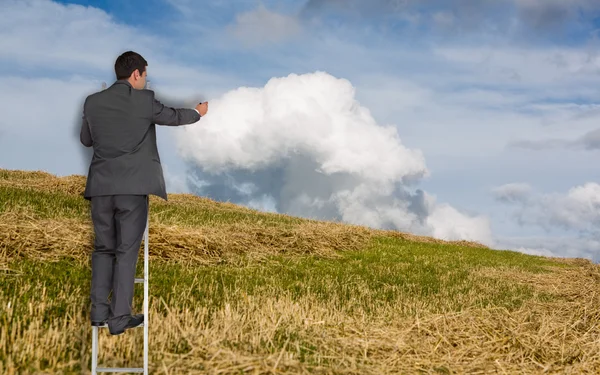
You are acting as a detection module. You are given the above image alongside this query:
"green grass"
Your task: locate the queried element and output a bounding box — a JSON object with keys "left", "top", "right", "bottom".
{"left": 149, "top": 201, "right": 304, "bottom": 227}
{"left": 1, "top": 235, "right": 561, "bottom": 329}
{"left": 0, "top": 185, "right": 304, "bottom": 227}
{"left": 0, "top": 186, "right": 88, "bottom": 219}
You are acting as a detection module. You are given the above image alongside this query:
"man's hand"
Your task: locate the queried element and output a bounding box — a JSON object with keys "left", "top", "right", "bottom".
{"left": 195, "top": 102, "right": 208, "bottom": 117}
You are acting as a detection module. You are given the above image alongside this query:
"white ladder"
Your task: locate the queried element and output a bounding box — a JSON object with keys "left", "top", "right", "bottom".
{"left": 91, "top": 215, "right": 150, "bottom": 374}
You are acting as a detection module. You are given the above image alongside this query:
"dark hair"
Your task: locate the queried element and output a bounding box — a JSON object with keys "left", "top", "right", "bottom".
{"left": 114, "top": 51, "right": 147, "bottom": 80}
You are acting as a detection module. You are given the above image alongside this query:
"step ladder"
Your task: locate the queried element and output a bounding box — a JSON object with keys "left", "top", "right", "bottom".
{"left": 91, "top": 215, "right": 150, "bottom": 374}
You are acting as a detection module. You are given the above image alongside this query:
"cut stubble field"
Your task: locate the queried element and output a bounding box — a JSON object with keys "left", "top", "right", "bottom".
{"left": 1, "top": 169, "right": 599, "bottom": 374}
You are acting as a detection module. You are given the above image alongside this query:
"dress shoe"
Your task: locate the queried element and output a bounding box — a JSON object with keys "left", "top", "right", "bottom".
{"left": 109, "top": 314, "right": 144, "bottom": 336}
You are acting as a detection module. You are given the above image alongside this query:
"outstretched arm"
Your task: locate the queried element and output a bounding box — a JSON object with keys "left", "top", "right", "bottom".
{"left": 151, "top": 93, "right": 202, "bottom": 126}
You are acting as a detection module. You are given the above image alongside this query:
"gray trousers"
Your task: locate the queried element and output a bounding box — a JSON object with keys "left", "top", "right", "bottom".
{"left": 90, "top": 195, "right": 148, "bottom": 328}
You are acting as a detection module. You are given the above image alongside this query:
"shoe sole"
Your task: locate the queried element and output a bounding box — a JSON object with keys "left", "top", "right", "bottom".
{"left": 108, "top": 321, "right": 144, "bottom": 336}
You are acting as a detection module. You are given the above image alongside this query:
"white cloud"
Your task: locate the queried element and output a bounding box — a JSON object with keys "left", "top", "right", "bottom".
{"left": 427, "top": 202, "right": 494, "bottom": 246}
{"left": 175, "top": 71, "right": 494, "bottom": 245}
{"left": 179, "top": 72, "right": 427, "bottom": 180}
{"left": 542, "top": 183, "right": 600, "bottom": 230}
{"left": 499, "top": 182, "right": 600, "bottom": 231}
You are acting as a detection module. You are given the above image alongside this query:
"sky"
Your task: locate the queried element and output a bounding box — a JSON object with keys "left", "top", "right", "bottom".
{"left": 1, "top": 0, "right": 599, "bottom": 262}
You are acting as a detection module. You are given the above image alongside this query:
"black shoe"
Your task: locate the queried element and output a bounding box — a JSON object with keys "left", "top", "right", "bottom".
{"left": 109, "top": 314, "right": 144, "bottom": 336}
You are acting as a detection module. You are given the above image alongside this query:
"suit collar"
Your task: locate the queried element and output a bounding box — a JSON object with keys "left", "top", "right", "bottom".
{"left": 113, "top": 79, "right": 133, "bottom": 88}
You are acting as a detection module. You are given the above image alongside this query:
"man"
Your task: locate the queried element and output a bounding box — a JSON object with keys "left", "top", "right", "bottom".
{"left": 79, "top": 51, "right": 208, "bottom": 335}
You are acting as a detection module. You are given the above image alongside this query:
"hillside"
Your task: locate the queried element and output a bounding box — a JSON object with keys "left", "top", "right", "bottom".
{"left": 1, "top": 168, "right": 599, "bottom": 374}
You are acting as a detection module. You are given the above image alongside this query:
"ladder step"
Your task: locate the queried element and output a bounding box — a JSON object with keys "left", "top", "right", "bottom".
{"left": 96, "top": 367, "right": 144, "bottom": 373}
{"left": 134, "top": 278, "right": 145, "bottom": 283}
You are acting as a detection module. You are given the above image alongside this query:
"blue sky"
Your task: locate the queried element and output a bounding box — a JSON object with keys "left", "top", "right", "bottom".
{"left": 1, "top": 0, "right": 599, "bottom": 261}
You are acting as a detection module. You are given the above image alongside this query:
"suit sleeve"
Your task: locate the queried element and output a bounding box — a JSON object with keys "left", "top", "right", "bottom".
{"left": 80, "top": 107, "right": 93, "bottom": 147}
{"left": 151, "top": 92, "right": 201, "bottom": 126}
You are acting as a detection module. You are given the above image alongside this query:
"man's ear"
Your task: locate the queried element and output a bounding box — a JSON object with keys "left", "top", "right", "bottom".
{"left": 133, "top": 69, "right": 140, "bottom": 79}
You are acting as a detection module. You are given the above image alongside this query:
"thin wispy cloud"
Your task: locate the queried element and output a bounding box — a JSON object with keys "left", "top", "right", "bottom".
{"left": 508, "top": 128, "right": 600, "bottom": 151}
{"left": 227, "top": 5, "right": 303, "bottom": 47}
{"left": 493, "top": 182, "right": 600, "bottom": 261}
{"left": 299, "top": 0, "right": 600, "bottom": 41}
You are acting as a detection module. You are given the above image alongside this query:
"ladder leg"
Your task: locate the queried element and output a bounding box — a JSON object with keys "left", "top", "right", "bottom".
{"left": 92, "top": 326, "right": 98, "bottom": 375}
{"left": 143, "top": 214, "right": 149, "bottom": 375}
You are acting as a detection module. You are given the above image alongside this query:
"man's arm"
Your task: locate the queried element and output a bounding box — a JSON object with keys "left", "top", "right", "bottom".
{"left": 80, "top": 111, "right": 93, "bottom": 147}
{"left": 151, "top": 93, "right": 201, "bottom": 126}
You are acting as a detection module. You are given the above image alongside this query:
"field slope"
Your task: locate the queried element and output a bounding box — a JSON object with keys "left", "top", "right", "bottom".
{"left": 1, "top": 168, "right": 599, "bottom": 374}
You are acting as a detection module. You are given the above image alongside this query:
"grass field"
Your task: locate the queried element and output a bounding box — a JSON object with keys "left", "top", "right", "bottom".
{"left": 1, "top": 168, "right": 599, "bottom": 374}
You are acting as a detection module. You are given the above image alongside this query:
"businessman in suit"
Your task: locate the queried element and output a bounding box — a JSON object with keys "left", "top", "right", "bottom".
{"left": 79, "top": 51, "right": 208, "bottom": 335}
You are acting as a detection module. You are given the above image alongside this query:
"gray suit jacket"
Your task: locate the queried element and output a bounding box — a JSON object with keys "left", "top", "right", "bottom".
{"left": 80, "top": 80, "right": 200, "bottom": 201}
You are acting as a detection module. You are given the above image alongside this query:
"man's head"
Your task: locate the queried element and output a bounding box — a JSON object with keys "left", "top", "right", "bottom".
{"left": 114, "top": 51, "right": 148, "bottom": 90}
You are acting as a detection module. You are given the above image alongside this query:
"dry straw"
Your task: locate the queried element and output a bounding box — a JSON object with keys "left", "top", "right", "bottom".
{"left": 0, "top": 168, "right": 486, "bottom": 265}
{"left": 3, "top": 263, "right": 600, "bottom": 374}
